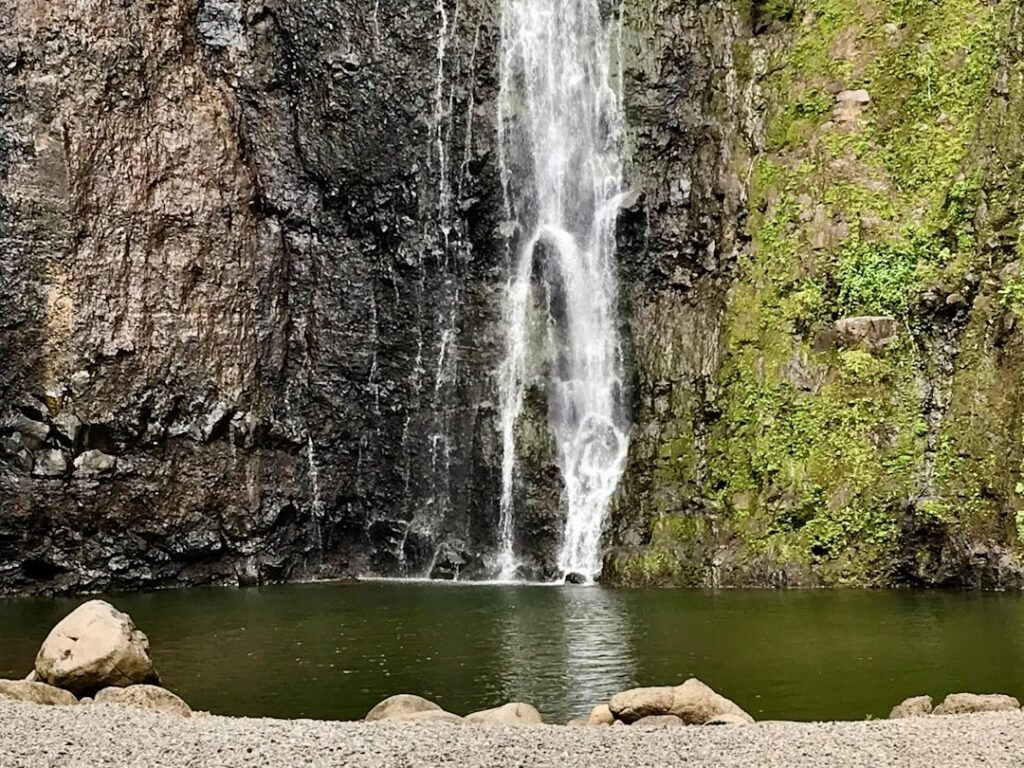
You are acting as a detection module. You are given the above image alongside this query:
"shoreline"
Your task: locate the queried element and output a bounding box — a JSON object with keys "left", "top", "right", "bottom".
{"left": 2, "top": 701, "right": 1023, "bottom": 768}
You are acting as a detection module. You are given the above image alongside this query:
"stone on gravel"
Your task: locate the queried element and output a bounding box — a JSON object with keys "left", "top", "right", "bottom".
{"left": 587, "top": 703, "right": 614, "bottom": 725}
{"left": 465, "top": 702, "right": 543, "bottom": 725}
{"left": 890, "top": 695, "right": 933, "bottom": 719}
{"left": 382, "top": 710, "right": 464, "bottom": 724}
{"left": 932, "top": 693, "right": 1020, "bottom": 716}
{"left": 0, "top": 680, "right": 77, "bottom": 706}
{"left": 633, "top": 715, "right": 685, "bottom": 727}
{"left": 608, "top": 686, "right": 676, "bottom": 723}
{"left": 95, "top": 685, "right": 191, "bottom": 718}
{"left": 609, "top": 678, "right": 752, "bottom": 725}
{"left": 705, "top": 714, "right": 753, "bottom": 726}
{"left": 365, "top": 694, "right": 443, "bottom": 722}
{"left": 35, "top": 600, "right": 160, "bottom": 696}
{"left": 565, "top": 719, "right": 589, "bottom": 727}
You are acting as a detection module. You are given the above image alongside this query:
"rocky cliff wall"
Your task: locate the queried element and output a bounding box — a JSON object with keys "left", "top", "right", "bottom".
{"left": 608, "top": 0, "right": 1024, "bottom": 589}
{"left": 5, "top": 0, "right": 1023, "bottom": 595}
{"left": 0, "top": 0, "right": 514, "bottom": 592}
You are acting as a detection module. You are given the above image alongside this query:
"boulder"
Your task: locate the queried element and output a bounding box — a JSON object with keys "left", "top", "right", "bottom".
{"left": 0, "top": 680, "right": 77, "bottom": 706}
{"left": 632, "top": 715, "right": 684, "bottom": 727}
{"left": 608, "top": 686, "right": 676, "bottom": 723}
{"left": 932, "top": 693, "right": 1020, "bottom": 716}
{"left": 382, "top": 710, "right": 463, "bottom": 724}
{"left": 889, "top": 695, "right": 933, "bottom": 719}
{"left": 671, "top": 679, "right": 753, "bottom": 725}
{"left": 365, "top": 694, "right": 443, "bottom": 722}
{"left": 587, "top": 703, "right": 614, "bottom": 726}
{"left": 465, "top": 702, "right": 543, "bottom": 726}
{"left": 35, "top": 600, "right": 160, "bottom": 696}
{"left": 94, "top": 685, "right": 191, "bottom": 718}
{"left": 609, "top": 679, "right": 752, "bottom": 725}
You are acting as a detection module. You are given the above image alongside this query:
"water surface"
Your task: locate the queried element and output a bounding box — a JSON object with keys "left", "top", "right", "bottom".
{"left": 3, "top": 583, "right": 1023, "bottom": 722}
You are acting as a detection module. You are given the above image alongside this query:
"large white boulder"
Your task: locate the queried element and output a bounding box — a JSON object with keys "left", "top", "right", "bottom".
{"left": 34, "top": 600, "right": 159, "bottom": 696}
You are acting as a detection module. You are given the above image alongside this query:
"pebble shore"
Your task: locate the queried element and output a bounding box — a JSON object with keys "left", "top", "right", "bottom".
{"left": 1, "top": 701, "right": 1023, "bottom": 768}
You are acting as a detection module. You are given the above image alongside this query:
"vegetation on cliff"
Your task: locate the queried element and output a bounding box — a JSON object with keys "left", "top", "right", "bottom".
{"left": 611, "top": 0, "right": 1024, "bottom": 587}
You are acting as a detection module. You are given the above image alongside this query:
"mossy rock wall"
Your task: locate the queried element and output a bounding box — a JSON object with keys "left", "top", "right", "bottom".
{"left": 610, "top": 0, "right": 1024, "bottom": 588}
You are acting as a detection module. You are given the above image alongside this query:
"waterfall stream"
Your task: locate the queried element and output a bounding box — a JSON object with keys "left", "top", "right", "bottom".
{"left": 496, "top": 0, "right": 629, "bottom": 581}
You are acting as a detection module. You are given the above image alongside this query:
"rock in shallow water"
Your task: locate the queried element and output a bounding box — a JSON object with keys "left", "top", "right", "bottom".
{"left": 94, "top": 685, "right": 191, "bottom": 718}
{"left": 34, "top": 600, "right": 160, "bottom": 696}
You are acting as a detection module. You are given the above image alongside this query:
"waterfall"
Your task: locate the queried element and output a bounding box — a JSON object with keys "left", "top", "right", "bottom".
{"left": 496, "top": 0, "right": 629, "bottom": 580}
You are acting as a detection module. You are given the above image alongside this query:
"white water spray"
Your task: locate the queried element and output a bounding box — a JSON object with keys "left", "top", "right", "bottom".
{"left": 496, "top": 0, "right": 629, "bottom": 580}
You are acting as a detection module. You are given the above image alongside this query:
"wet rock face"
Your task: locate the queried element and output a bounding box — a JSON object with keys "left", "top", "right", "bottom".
{"left": 0, "top": 0, "right": 509, "bottom": 593}
{"left": 0, "top": 0, "right": 751, "bottom": 594}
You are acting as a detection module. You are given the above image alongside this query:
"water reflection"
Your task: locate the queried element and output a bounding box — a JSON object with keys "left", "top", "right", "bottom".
{"left": 6, "top": 585, "right": 1024, "bottom": 723}
{"left": 494, "top": 586, "right": 635, "bottom": 719}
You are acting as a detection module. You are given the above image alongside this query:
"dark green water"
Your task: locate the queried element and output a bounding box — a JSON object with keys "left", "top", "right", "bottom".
{"left": 3, "top": 582, "right": 1024, "bottom": 723}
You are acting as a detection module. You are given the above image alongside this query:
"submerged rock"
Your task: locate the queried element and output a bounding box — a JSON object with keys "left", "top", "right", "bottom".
{"left": 465, "top": 702, "right": 543, "bottom": 726}
{"left": 889, "top": 695, "right": 933, "bottom": 719}
{"left": 35, "top": 600, "right": 160, "bottom": 696}
{"left": 0, "top": 680, "right": 77, "bottom": 706}
{"left": 365, "top": 694, "right": 443, "bottom": 722}
{"left": 95, "top": 685, "right": 191, "bottom": 718}
{"left": 564, "top": 572, "right": 588, "bottom": 585}
{"left": 932, "top": 693, "right": 1020, "bottom": 716}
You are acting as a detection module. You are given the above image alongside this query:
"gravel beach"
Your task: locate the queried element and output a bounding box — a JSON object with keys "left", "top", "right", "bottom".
{"left": 1, "top": 701, "right": 1023, "bottom": 768}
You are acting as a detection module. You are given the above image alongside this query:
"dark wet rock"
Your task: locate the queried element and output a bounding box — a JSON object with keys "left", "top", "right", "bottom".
{"left": 564, "top": 572, "right": 588, "bottom": 585}
{"left": 74, "top": 450, "right": 117, "bottom": 476}
{"left": 31, "top": 450, "right": 68, "bottom": 478}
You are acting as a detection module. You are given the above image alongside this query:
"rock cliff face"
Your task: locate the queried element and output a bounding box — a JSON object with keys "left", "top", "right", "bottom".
{"left": 3, "top": 0, "right": 1024, "bottom": 594}
{"left": 0, "top": 0, "right": 510, "bottom": 592}
{"left": 607, "top": 0, "right": 1024, "bottom": 588}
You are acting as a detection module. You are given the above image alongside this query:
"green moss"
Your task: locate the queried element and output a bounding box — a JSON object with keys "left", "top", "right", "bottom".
{"left": 624, "top": 0, "right": 1021, "bottom": 587}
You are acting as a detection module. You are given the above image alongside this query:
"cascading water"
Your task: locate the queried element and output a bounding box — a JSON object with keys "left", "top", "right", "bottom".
{"left": 496, "top": 0, "right": 630, "bottom": 581}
